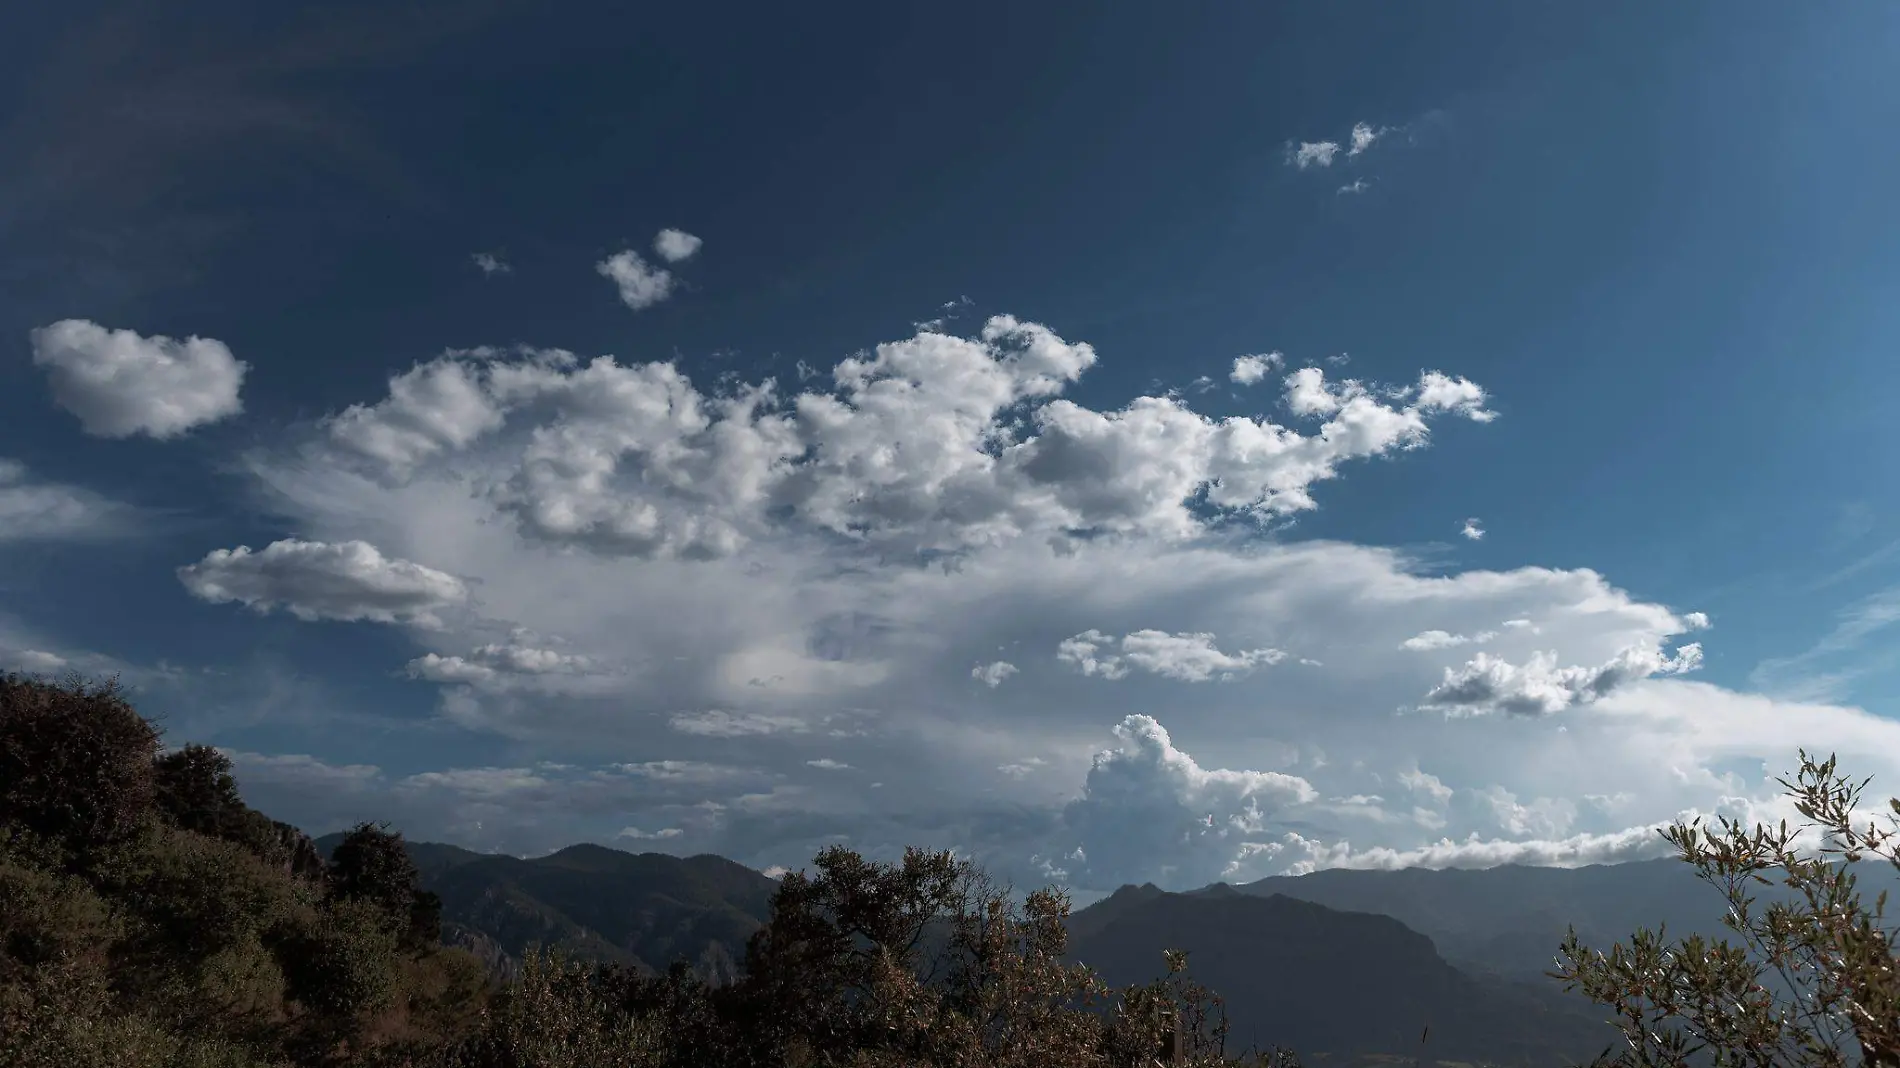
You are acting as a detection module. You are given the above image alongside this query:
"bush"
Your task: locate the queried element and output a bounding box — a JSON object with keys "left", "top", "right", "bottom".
{"left": 283, "top": 896, "right": 403, "bottom": 1022}
{"left": 0, "top": 849, "right": 118, "bottom": 983}
{"left": 1555, "top": 750, "right": 1900, "bottom": 1067}
{"left": 0, "top": 673, "right": 159, "bottom": 861}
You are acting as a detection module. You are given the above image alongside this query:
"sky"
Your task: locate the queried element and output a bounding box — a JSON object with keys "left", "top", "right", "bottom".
{"left": 4, "top": 1, "right": 1900, "bottom": 895}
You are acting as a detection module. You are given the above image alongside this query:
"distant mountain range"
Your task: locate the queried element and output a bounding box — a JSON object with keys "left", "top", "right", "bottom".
{"left": 1229, "top": 855, "right": 1900, "bottom": 981}
{"left": 1065, "top": 883, "right": 1612, "bottom": 1063}
{"left": 313, "top": 834, "right": 780, "bottom": 985}
{"left": 312, "top": 833, "right": 1900, "bottom": 1066}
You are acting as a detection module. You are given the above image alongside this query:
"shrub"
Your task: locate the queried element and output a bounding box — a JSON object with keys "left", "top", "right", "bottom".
{"left": 1555, "top": 750, "right": 1900, "bottom": 1067}
{"left": 283, "top": 896, "right": 403, "bottom": 1022}
{"left": 0, "top": 673, "right": 159, "bottom": 861}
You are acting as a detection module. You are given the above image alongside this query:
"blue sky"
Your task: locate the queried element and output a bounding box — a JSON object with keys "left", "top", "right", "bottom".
{"left": 4, "top": 1, "right": 1899, "bottom": 889}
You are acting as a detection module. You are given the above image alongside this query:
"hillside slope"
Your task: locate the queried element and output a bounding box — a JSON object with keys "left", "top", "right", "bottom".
{"left": 1067, "top": 885, "right": 1615, "bottom": 1065}
{"left": 316, "top": 835, "right": 782, "bottom": 983}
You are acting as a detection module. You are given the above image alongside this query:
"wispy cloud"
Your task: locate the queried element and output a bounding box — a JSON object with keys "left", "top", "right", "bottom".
{"left": 1348, "top": 122, "right": 1387, "bottom": 157}
{"left": 0, "top": 459, "right": 145, "bottom": 541}
{"left": 1751, "top": 586, "right": 1900, "bottom": 702}
{"left": 1289, "top": 141, "right": 1340, "bottom": 169}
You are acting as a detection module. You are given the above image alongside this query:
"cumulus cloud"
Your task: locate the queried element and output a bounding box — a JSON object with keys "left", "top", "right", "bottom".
{"left": 1421, "top": 642, "right": 1705, "bottom": 717}
{"left": 1058, "top": 715, "right": 1317, "bottom": 886}
{"left": 0, "top": 459, "right": 141, "bottom": 541}
{"left": 652, "top": 228, "right": 702, "bottom": 263}
{"left": 1461, "top": 517, "right": 1485, "bottom": 540}
{"left": 972, "top": 660, "right": 1018, "bottom": 688}
{"left": 1229, "top": 352, "right": 1282, "bottom": 385}
{"left": 1056, "top": 631, "right": 1130, "bottom": 680}
{"left": 472, "top": 252, "right": 510, "bottom": 275}
{"left": 210, "top": 310, "right": 1900, "bottom": 890}
{"left": 302, "top": 318, "right": 1495, "bottom": 562}
{"left": 178, "top": 538, "right": 468, "bottom": 627}
{"left": 597, "top": 250, "right": 677, "bottom": 311}
{"left": 1290, "top": 141, "right": 1340, "bottom": 169}
{"left": 322, "top": 348, "right": 528, "bottom": 476}
{"left": 406, "top": 636, "right": 599, "bottom": 691}
{"left": 29, "top": 319, "right": 247, "bottom": 439}
{"left": 1060, "top": 629, "right": 1284, "bottom": 683}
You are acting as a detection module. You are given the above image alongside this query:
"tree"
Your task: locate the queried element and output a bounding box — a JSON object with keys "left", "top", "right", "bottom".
{"left": 1553, "top": 751, "right": 1900, "bottom": 1067}
{"left": 0, "top": 673, "right": 159, "bottom": 860}
{"left": 325, "top": 820, "right": 444, "bottom": 954}
{"left": 152, "top": 744, "right": 246, "bottom": 837}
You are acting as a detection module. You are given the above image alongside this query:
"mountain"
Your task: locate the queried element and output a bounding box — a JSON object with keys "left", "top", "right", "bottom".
{"left": 315, "top": 834, "right": 782, "bottom": 983}
{"left": 1065, "top": 886, "right": 1615, "bottom": 1065}
{"left": 1229, "top": 857, "right": 1900, "bottom": 980}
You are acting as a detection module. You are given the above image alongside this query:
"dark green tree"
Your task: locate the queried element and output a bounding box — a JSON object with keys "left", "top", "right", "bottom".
{"left": 152, "top": 743, "right": 245, "bottom": 837}
{"left": 325, "top": 820, "right": 442, "bottom": 950}
{"left": 0, "top": 673, "right": 159, "bottom": 861}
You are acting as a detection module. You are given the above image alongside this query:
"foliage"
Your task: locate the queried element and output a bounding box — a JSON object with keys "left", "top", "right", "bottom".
{"left": 0, "top": 673, "right": 160, "bottom": 862}
{"left": 325, "top": 821, "right": 442, "bottom": 949}
{"left": 0, "top": 675, "right": 484, "bottom": 1067}
{"left": 1554, "top": 750, "right": 1900, "bottom": 1067}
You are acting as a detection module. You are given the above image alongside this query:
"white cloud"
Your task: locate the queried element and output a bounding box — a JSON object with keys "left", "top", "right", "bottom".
{"left": 29, "top": 319, "right": 247, "bottom": 439}
{"left": 406, "top": 636, "right": 600, "bottom": 692}
{"left": 178, "top": 538, "right": 468, "bottom": 627}
{"left": 597, "top": 250, "right": 676, "bottom": 311}
{"left": 296, "top": 319, "right": 1494, "bottom": 563}
{"left": 1055, "top": 631, "right": 1129, "bottom": 680}
{"left": 211, "top": 311, "right": 1900, "bottom": 890}
{"left": 0, "top": 459, "right": 141, "bottom": 541}
{"left": 1229, "top": 352, "right": 1282, "bottom": 385}
{"left": 1400, "top": 629, "right": 1495, "bottom": 651}
{"left": 1336, "top": 179, "right": 1369, "bottom": 196}
{"left": 998, "top": 757, "right": 1047, "bottom": 778}
{"left": 1348, "top": 122, "right": 1386, "bottom": 157}
{"left": 1418, "top": 375, "right": 1498, "bottom": 421}
{"left": 472, "top": 252, "right": 510, "bottom": 275}
{"left": 1290, "top": 141, "right": 1340, "bottom": 169}
{"left": 652, "top": 228, "right": 702, "bottom": 263}
{"left": 619, "top": 826, "right": 683, "bottom": 840}
{"left": 8, "top": 649, "right": 68, "bottom": 673}
{"left": 972, "top": 660, "right": 1018, "bottom": 688}
{"left": 322, "top": 347, "right": 537, "bottom": 476}
{"left": 668, "top": 709, "right": 810, "bottom": 737}
{"left": 1683, "top": 611, "right": 1711, "bottom": 630}
{"left": 806, "top": 758, "right": 850, "bottom": 771}
{"left": 1398, "top": 767, "right": 1454, "bottom": 806}
{"left": 1461, "top": 517, "right": 1485, "bottom": 540}
{"left": 1061, "top": 629, "right": 1284, "bottom": 683}
{"left": 1421, "top": 642, "right": 1705, "bottom": 717}
{"left": 224, "top": 750, "right": 386, "bottom": 793}
{"left": 1059, "top": 715, "right": 1317, "bottom": 886}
